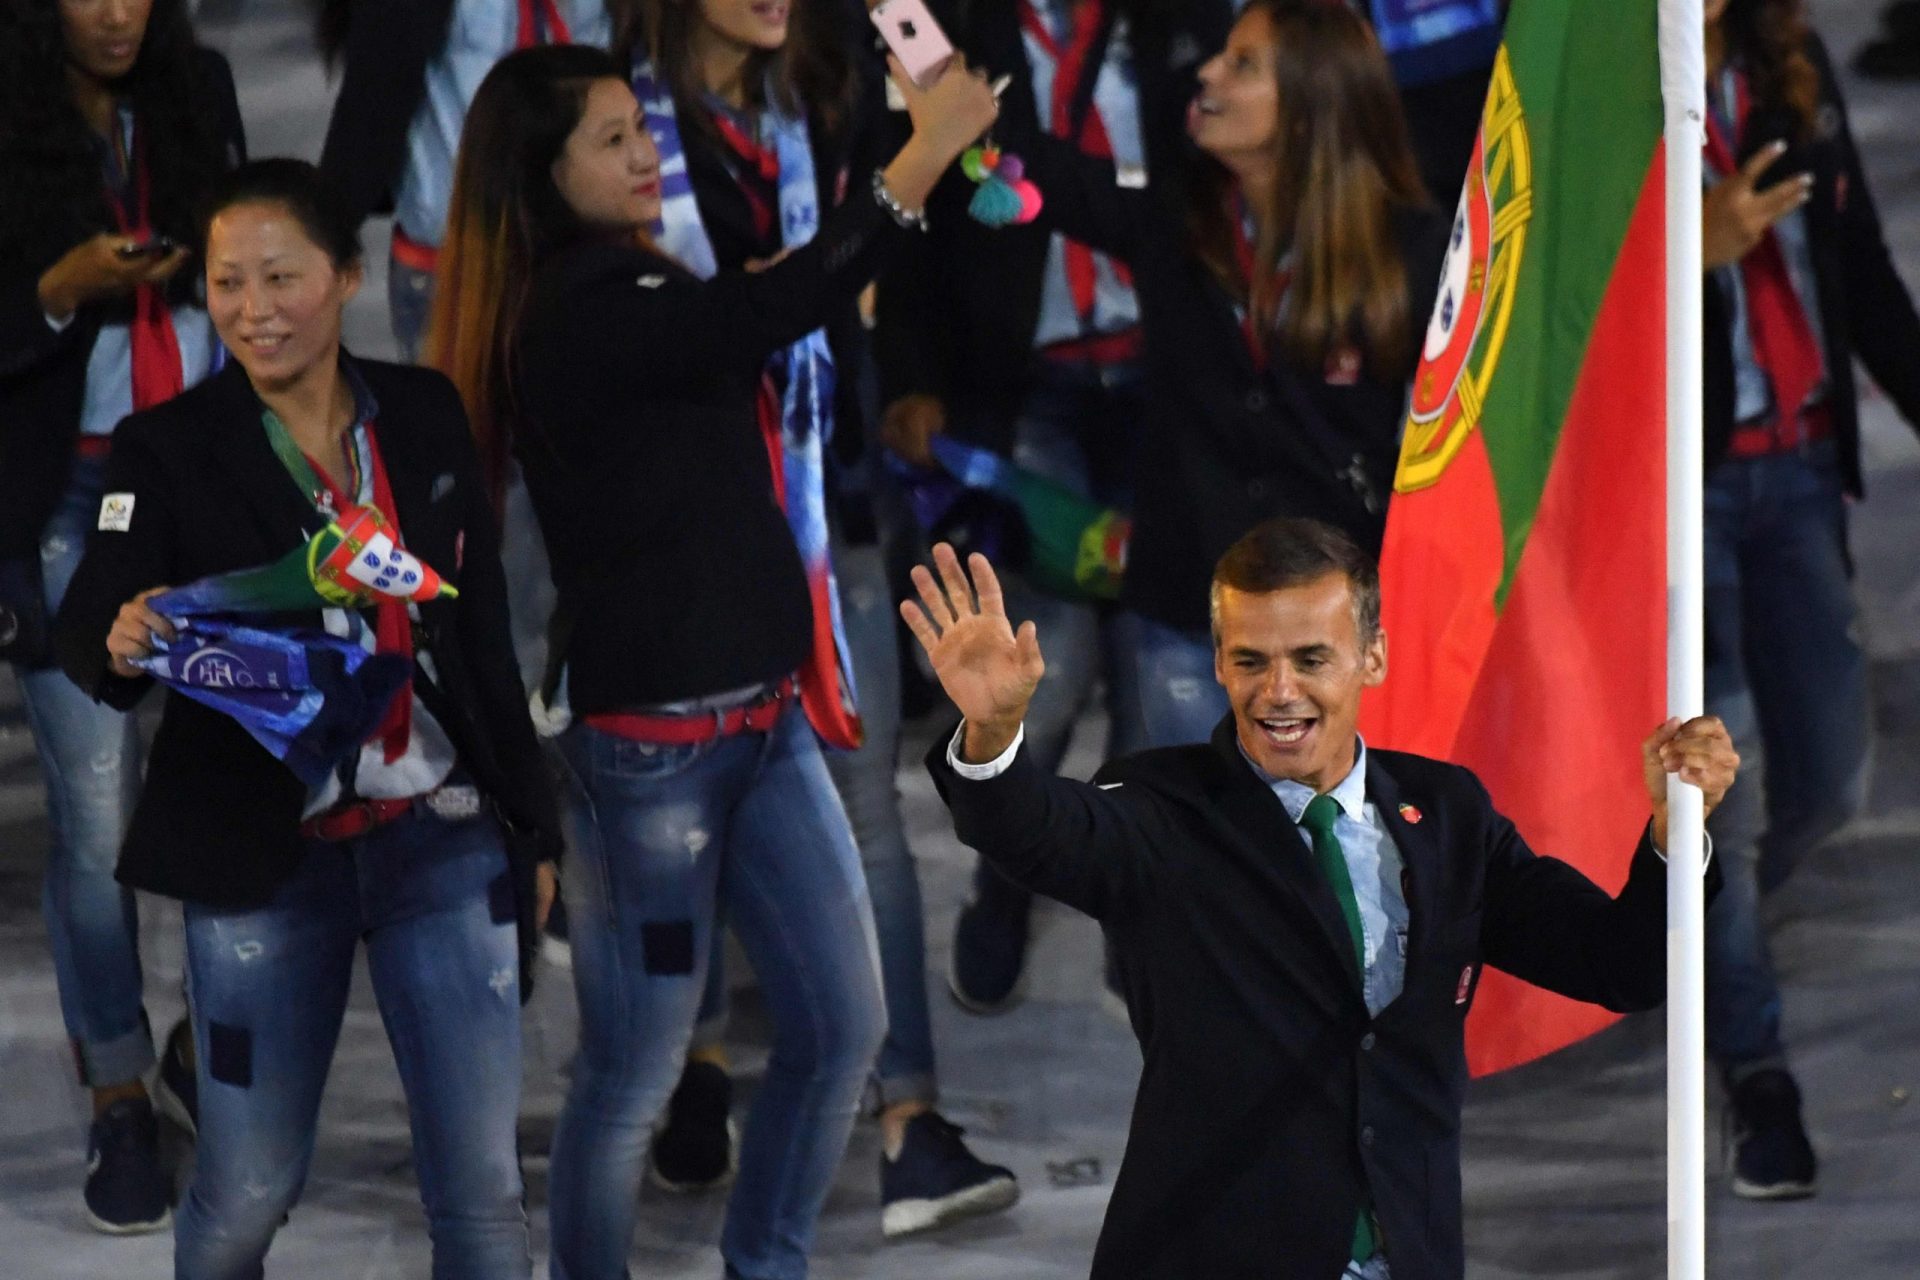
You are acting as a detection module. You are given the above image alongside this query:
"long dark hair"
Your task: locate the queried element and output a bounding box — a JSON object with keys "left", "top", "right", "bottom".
{"left": 424, "top": 44, "right": 631, "bottom": 509}
{"left": 1719, "top": 0, "right": 1820, "bottom": 139}
{"left": 617, "top": 0, "right": 855, "bottom": 136}
{"left": 0, "top": 0, "right": 232, "bottom": 288}
{"left": 1187, "top": 0, "right": 1428, "bottom": 380}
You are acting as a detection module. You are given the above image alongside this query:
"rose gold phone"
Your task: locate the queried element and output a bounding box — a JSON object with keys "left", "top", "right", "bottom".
{"left": 870, "top": 0, "right": 956, "bottom": 89}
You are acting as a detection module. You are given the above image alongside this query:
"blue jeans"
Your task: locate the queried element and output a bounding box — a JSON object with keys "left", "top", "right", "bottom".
{"left": 825, "top": 541, "right": 936, "bottom": 1108}
{"left": 175, "top": 809, "right": 528, "bottom": 1280}
{"left": 1701, "top": 441, "right": 1869, "bottom": 1076}
{"left": 13, "top": 461, "right": 151, "bottom": 1088}
{"left": 970, "top": 361, "right": 1149, "bottom": 914}
{"left": 1131, "top": 612, "right": 1230, "bottom": 749}
{"left": 388, "top": 252, "right": 434, "bottom": 364}
{"left": 550, "top": 705, "right": 885, "bottom": 1280}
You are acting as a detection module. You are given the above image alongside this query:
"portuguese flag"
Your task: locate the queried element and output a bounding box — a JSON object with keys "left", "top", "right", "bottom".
{"left": 1359, "top": 3, "right": 1668, "bottom": 1074}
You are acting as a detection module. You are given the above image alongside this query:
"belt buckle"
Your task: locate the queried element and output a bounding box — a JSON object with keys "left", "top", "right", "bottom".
{"left": 424, "top": 784, "right": 482, "bottom": 822}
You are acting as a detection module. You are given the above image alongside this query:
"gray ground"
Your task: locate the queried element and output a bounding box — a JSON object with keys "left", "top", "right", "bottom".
{"left": 1, "top": 1, "right": 1915, "bottom": 1275}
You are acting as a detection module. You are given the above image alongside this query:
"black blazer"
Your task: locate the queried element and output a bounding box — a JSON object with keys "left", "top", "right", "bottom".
{"left": 0, "top": 47, "right": 244, "bottom": 560}
{"left": 963, "top": 133, "right": 1447, "bottom": 635}
{"left": 53, "top": 359, "right": 561, "bottom": 942}
{"left": 1704, "top": 34, "right": 1920, "bottom": 492}
{"left": 929, "top": 718, "right": 1714, "bottom": 1280}
{"left": 513, "top": 194, "right": 905, "bottom": 713}
{"left": 871, "top": 0, "right": 1235, "bottom": 456}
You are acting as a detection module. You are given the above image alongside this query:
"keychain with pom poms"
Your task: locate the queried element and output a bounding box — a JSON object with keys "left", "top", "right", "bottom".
{"left": 962, "top": 140, "right": 1043, "bottom": 228}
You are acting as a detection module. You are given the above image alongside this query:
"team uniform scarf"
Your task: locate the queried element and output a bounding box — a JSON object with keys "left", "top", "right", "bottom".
{"left": 104, "top": 116, "right": 185, "bottom": 412}
{"left": 632, "top": 59, "right": 861, "bottom": 749}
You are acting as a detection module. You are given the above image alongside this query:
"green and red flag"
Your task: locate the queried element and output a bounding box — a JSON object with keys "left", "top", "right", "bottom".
{"left": 1359, "top": 2, "right": 1670, "bottom": 1075}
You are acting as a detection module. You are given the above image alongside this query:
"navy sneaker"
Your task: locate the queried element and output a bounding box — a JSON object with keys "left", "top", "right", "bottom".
{"left": 648, "top": 1059, "right": 737, "bottom": 1192}
{"left": 947, "top": 882, "right": 1032, "bottom": 1015}
{"left": 152, "top": 1018, "right": 197, "bottom": 1137}
{"left": 1726, "top": 1069, "right": 1818, "bottom": 1200}
{"left": 84, "top": 1098, "right": 172, "bottom": 1235}
{"left": 880, "top": 1112, "right": 1019, "bottom": 1239}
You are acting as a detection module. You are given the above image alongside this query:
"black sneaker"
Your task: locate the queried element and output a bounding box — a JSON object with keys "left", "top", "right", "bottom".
{"left": 540, "top": 895, "right": 573, "bottom": 971}
{"left": 947, "top": 882, "right": 1032, "bottom": 1015}
{"left": 84, "top": 1098, "right": 172, "bottom": 1235}
{"left": 1726, "top": 1069, "right": 1818, "bottom": 1200}
{"left": 647, "top": 1059, "right": 738, "bottom": 1192}
{"left": 880, "top": 1112, "right": 1019, "bottom": 1239}
{"left": 152, "top": 1018, "right": 197, "bottom": 1137}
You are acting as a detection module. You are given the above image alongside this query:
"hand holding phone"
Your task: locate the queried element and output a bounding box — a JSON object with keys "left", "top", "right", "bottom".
{"left": 115, "top": 236, "right": 178, "bottom": 260}
{"left": 871, "top": 0, "right": 956, "bottom": 89}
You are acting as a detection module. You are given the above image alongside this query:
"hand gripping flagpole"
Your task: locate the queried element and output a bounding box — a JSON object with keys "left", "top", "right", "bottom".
{"left": 1658, "top": 0, "right": 1708, "bottom": 1276}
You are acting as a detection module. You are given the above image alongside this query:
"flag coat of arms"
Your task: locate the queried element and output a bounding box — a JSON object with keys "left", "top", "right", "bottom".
{"left": 1360, "top": 2, "right": 1669, "bottom": 1075}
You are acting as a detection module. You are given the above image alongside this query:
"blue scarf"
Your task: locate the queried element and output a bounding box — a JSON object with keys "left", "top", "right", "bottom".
{"left": 633, "top": 60, "right": 861, "bottom": 748}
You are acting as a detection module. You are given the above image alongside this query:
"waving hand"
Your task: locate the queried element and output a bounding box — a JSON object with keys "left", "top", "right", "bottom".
{"left": 899, "top": 544, "right": 1045, "bottom": 762}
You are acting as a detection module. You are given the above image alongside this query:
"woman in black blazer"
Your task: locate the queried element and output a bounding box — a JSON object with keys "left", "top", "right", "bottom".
{"left": 55, "top": 160, "right": 560, "bottom": 1278}
{"left": 894, "top": 0, "right": 1446, "bottom": 751}
{"left": 429, "top": 43, "right": 996, "bottom": 1279}
{"left": 0, "top": 0, "right": 240, "bottom": 1234}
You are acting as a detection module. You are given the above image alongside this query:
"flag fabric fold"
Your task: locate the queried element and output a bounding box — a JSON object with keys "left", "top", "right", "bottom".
{"left": 1360, "top": 1, "right": 1669, "bottom": 1075}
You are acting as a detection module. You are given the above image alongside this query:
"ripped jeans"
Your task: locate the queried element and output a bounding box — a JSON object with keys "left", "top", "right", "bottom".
{"left": 174, "top": 809, "right": 529, "bottom": 1280}
{"left": 12, "top": 458, "right": 151, "bottom": 1088}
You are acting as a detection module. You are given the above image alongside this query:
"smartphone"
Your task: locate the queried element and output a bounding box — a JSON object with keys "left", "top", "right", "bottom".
{"left": 870, "top": 0, "right": 955, "bottom": 90}
{"left": 116, "top": 236, "right": 177, "bottom": 259}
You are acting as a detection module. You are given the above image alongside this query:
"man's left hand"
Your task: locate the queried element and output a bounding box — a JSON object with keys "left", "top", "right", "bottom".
{"left": 1643, "top": 715, "right": 1740, "bottom": 850}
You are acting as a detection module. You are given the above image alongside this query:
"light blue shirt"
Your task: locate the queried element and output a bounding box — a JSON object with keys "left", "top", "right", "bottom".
{"left": 393, "top": 0, "right": 612, "bottom": 247}
{"left": 1706, "top": 67, "right": 1828, "bottom": 425}
{"left": 1021, "top": 0, "right": 1146, "bottom": 346}
{"left": 1244, "top": 738, "right": 1410, "bottom": 1020}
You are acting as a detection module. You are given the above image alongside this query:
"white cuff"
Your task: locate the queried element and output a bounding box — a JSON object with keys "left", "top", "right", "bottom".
{"left": 946, "top": 721, "right": 1025, "bottom": 780}
{"left": 1650, "top": 822, "right": 1715, "bottom": 875}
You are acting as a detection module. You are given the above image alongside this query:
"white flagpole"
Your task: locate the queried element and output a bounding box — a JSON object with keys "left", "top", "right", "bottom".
{"left": 1657, "top": 0, "right": 1708, "bottom": 1276}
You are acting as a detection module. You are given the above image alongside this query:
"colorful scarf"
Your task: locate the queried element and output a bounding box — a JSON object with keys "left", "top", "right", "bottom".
{"left": 633, "top": 59, "right": 861, "bottom": 749}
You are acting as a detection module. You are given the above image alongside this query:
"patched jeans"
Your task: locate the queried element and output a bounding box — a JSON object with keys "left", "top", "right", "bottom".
{"left": 1702, "top": 440, "right": 1870, "bottom": 1077}
{"left": 174, "top": 809, "right": 529, "bottom": 1280}
{"left": 14, "top": 459, "right": 151, "bottom": 1088}
{"left": 549, "top": 705, "right": 885, "bottom": 1280}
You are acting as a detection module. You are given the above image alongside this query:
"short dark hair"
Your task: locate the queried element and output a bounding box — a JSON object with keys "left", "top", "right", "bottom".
{"left": 1210, "top": 518, "right": 1382, "bottom": 645}
{"left": 197, "top": 158, "right": 361, "bottom": 268}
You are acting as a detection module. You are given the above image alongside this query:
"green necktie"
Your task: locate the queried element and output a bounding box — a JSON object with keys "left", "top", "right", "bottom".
{"left": 1300, "top": 792, "right": 1379, "bottom": 1267}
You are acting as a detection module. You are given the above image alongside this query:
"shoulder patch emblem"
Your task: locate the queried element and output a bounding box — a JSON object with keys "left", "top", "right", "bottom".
{"left": 98, "top": 492, "right": 135, "bottom": 532}
{"left": 636, "top": 274, "right": 667, "bottom": 289}
{"left": 1097, "top": 782, "right": 1125, "bottom": 791}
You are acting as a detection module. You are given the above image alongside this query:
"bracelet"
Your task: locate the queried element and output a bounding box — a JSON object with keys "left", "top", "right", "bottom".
{"left": 871, "top": 170, "right": 928, "bottom": 231}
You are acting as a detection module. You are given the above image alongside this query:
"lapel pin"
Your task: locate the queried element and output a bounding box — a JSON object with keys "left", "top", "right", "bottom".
{"left": 1398, "top": 802, "right": 1423, "bottom": 824}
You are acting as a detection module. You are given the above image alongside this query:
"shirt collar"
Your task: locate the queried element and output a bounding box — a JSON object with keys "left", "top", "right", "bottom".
{"left": 1239, "top": 735, "right": 1370, "bottom": 826}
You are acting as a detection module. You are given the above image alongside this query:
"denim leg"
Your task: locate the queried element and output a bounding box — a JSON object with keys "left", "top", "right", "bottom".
{"left": 1131, "top": 613, "right": 1230, "bottom": 748}
{"left": 720, "top": 708, "right": 886, "bottom": 1280}
{"left": 360, "top": 815, "right": 530, "bottom": 1280}
{"left": 689, "top": 930, "right": 731, "bottom": 1054}
{"left": 1738, "top": 447, "right": 1871, "bottom": 893}
{"left": 548, "top": 725, "right": 750, "bottom": 1280}
{"left": 388, "top": 254, "right": 435, "bottom": 364}
{"left": 1701, "top": 463, "right": 1786, "bottom": 1075}
{"left": 17, "top": 472, "right": 148, "bottom": 1087}
{"left": 825, "top": 541, "right": 936, "bottom": 1107}
{"left": 175, "top": 853, "right": 360, "bottom": 1280}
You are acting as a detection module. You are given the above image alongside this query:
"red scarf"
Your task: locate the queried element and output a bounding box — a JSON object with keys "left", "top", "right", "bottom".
{"left": 1019, "top": 0, "right": 1135, "bottom": 324}
{"left": 1231, "top": 199, "right": 1289, "bottom": 375}
{"left": 709, "top": 108, "right": 783, "bottom": 244}
{"left": 516, "top": 0, "right": 572, "bottom": 46}
{"left": 306, "top": 421, "right": 415, "bottom": 764}
{"left": 106, "top": 122, "right": 184, "bottom": 413}
{"left": 1704, "top": 70, "right": 1823, "bottom": 429}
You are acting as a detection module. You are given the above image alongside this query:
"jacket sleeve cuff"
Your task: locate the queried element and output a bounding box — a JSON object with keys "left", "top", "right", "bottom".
{"left": 947, "top": 721, "right": 1026, "bottom": 780}
{"left": 1648, "top": 819, "right": 1715, "bottom": 875}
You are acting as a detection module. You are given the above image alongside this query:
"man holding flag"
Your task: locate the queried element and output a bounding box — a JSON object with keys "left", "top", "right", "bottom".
{"left": 906, "top": 528, "right": 1733, "bottom": 1280}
